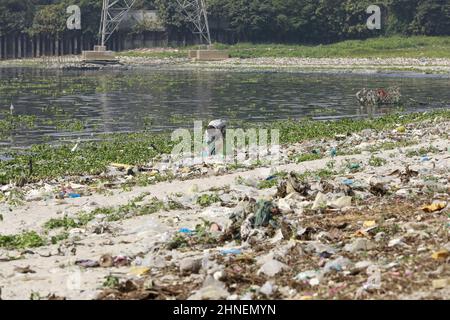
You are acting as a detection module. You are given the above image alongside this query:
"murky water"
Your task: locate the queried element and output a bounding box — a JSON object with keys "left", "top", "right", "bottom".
{"left": 0, "top": 67, "right": 449, "bottom": 148}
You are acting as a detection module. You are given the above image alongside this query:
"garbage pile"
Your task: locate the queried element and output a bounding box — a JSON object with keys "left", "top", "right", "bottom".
{"left": 356, "top": 87, "right": 401, "bottom": 106}
{"left": 0, "top": 118, "right": 449, "bottom": 300}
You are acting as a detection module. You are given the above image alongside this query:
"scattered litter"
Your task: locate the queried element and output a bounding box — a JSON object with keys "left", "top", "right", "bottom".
{"left": 68, "top": 193, "right": 81, "bottom": 199}
{"left": 99, "top": 254, "right": 114, "bottom": 268}
{"left": 258, "top": 259, "right": 288, "bottom": 277}
{"left": 220, "top": 248, "right": 242, "bottom": 255}
{"left": 128, "top": 267, "right": 151, "bottom": 277}
{"left": 75, "top": 260, "right": 99, "bottom": 268}
{"left": 14, "top": 265, "right": 36, "bottom": 274}
{"left": 179, "top": 228, "right": 194, "bottom": 234}
{"left": 421, "top": 202, "right": 447, "bottom": 213}
{"left": 431, "top": 249, "right": 449, "bottom": 261}
{"left": 342, "top": 179, "right": 354, "bottom": 186}
{"left": 432, "top": 278, "right": 449, "bottom": 290}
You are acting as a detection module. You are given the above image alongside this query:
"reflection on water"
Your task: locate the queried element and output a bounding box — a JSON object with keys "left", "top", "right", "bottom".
{"left": 0, "top": 67, "right": 449, "bottom": 148}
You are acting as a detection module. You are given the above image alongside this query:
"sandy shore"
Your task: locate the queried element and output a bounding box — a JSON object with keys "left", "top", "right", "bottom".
{"left": 0, "top": 118, "right": 449, "bottom": 300}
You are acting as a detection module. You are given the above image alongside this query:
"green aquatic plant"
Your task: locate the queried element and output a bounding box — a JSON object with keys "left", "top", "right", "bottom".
{"left": 368, "top": 156, "right": 387, "bottom": 167}
{"left": 0, "top": 113, "right": 37, "bottom": 137}
{"left": 103, "top": 275, "right": 120, "bottom": 288}
{"left": 257, "top": 178, "right": 279, "bottom": 189}
{"left": 405, "top": 145, "right": 439, "bottom": 158}
{"left": 114, "top": 37, "right": 450, "bottom": 60}
{"left": 293, "top": 152, "right": 323, "bottom": 163}
{"left": 196, "top": 194, "right": 221, "bottom": 207}
{"left": 0, "top": 231, "right": 46, "bottom": 249}
{"left": 0, "top": 109, "right": 449, "bottom": 184}
{"left": 50, "top": 232, "right": 69, "bottom": 244}
{"left": 166, "top": 234, "right": 190, "bottom": 250}
{"left": 44, "top": 216, "right": 79, "bottom": 230}
{"left": 42, "top": 196, "right": 169, "bottom": 230}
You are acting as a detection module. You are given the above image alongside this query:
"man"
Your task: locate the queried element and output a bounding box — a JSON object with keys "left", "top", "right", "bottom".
{"left": 204, "top": 119, "right": 227, "bottom": 157}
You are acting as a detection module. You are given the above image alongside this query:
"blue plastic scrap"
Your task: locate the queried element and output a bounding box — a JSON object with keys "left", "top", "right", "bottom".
{"left": 179, "top": 228, "right": 194, "bottom": 234}
{"left": 220, "top": 248, "right": 242, "bottom": 255}
{"left": 342, "top": 179, "right": 354, "bottom": 186}
{"left": 68, "top": 193, "right": 81, "bottom": 198}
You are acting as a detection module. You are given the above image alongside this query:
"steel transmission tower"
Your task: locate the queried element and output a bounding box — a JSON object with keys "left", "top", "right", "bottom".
{"left": 176, "top": 0, "right": 212, "bottom": 46}
{"left": 99, "top": 0, "right": 212, "bottom": 47}
{"left": 99, "top": 0, "right": 137, "bottom": 47}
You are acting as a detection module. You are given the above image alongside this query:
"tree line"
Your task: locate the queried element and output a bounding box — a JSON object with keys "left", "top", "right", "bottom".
{"left": 1, "top": 0, "right": 449, "bottom": 44}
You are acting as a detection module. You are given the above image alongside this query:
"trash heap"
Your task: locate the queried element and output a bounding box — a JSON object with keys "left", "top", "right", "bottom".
{"left": 356, "top": 87, "right": 401, "bottom": 106}
{"left": 0, "top": 118, "right": 449, "bottom": 300}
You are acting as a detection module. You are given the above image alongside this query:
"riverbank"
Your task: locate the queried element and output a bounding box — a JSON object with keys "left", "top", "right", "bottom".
{"left": 119, "top": 36, "right": 450, "bottom": 59}
{"left": 2, "top": 55, "right": 450, "bottom": 75}
{"left": 2, "top": 37, "right": 450, "bottom": 75}
{"left": 117, "top": 36, "right": 450, "bottom": 74}
{"left": 0, "top": 111, "right": 449, "bottom": 299}
{"left": 2, "top": 110, "right": 450, "bottom": 184}
{"left": 121, "top": 55, "right": 450, "bottom": 75}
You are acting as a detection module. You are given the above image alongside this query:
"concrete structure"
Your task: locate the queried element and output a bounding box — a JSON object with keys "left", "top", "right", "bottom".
{"left": 82, "top": 45, "right": 118, "bottom": 64}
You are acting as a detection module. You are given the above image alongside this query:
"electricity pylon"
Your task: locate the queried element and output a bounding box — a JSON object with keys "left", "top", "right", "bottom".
{"left": 99, "top": 0, "right": 137, "bottom": 47}
{"left": 176, "top": 0, "right": 212, "bottom": 46}
{"left": 98, "top": 0, "right": 212, "bottom": 47}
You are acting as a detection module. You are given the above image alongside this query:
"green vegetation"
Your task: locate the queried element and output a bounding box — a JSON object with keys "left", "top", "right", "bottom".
{"left": 257, "top": 179, "right": 279, "bottom": 190}
{"left": 0, "top": 195, "right": 175, "bottom": 249}
{"left": 0, "top": 231, "right": 46, "bottom": 249}
{"left": 0, "top": 113, "right": 36, "bottom": 136}
{"left": 0, "top": 188, "right": 26, "bottom": 206}
{"left": 291, "top": 168, "right": 337, "bottom": 182}
{"left": 1, "top": 110, "right": 449, "bottom": 184}
{"left": 166, "top": 219, "right": 218, "bottom": 250}
{"left": 160, "top": 0, "right": 450, "bottom": 43}
{"left": 217, "top": 36, "right": 450, "bottom": 59}
{"left": 369, "top": 156, "right": 387, "bottom": 167}
{"left": 50, "top": 232, "right": 69, "bottom": 244}
{"left": 119, "top": 36, "right": 450, "bottom": 59}
{"left": 196, "top": 194, "right": 221, "bottom": 207}
{"left": 192, "top": 219, "right": 219, "bottom": 246}
{"left": 42, "top": 195, "right": 173, "bottom": 236}
{"left": 103, "top": 275, "right": 120, "bottom": 288}
{"left": 44, "top": 216, "right": 79, "bottom": 230}
{"left": 293, "top": 152, "right": 323, "bottom": 163}
{"left": 1, "top": 0, "right": 101, "bottom": 38}
{"left": 257, "top": 171, "right": 288, "bottom": 189}
{"left": 166, "top": 234, "right": 189, "bottom": 250}
{"left": 1, "top": 1, "right": 449, "bottom": 47}
{"left": 29, "top": 292, "right": 41, "bottom": 300}
{"left": 273, "top": 109, "right": 450, "bottom": 145}
{"left": 0, "top": 132, "right": 174, "bottom": 184}
{"left": 405, "top": 145, "right": 439, "bottom": 157}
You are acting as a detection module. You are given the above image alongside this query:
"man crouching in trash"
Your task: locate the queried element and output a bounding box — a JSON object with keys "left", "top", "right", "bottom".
{"left": 203, "top": 119, "right": 227, "bottom": 163}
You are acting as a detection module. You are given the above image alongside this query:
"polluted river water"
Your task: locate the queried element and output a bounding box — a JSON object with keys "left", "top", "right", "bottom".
{"left": 0, "top": 66, "right": 449, "bottom": 149}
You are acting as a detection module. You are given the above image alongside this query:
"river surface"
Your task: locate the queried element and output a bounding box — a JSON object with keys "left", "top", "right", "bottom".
{"left": 0, "top": 67, "right": 449, "bottom": 148}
